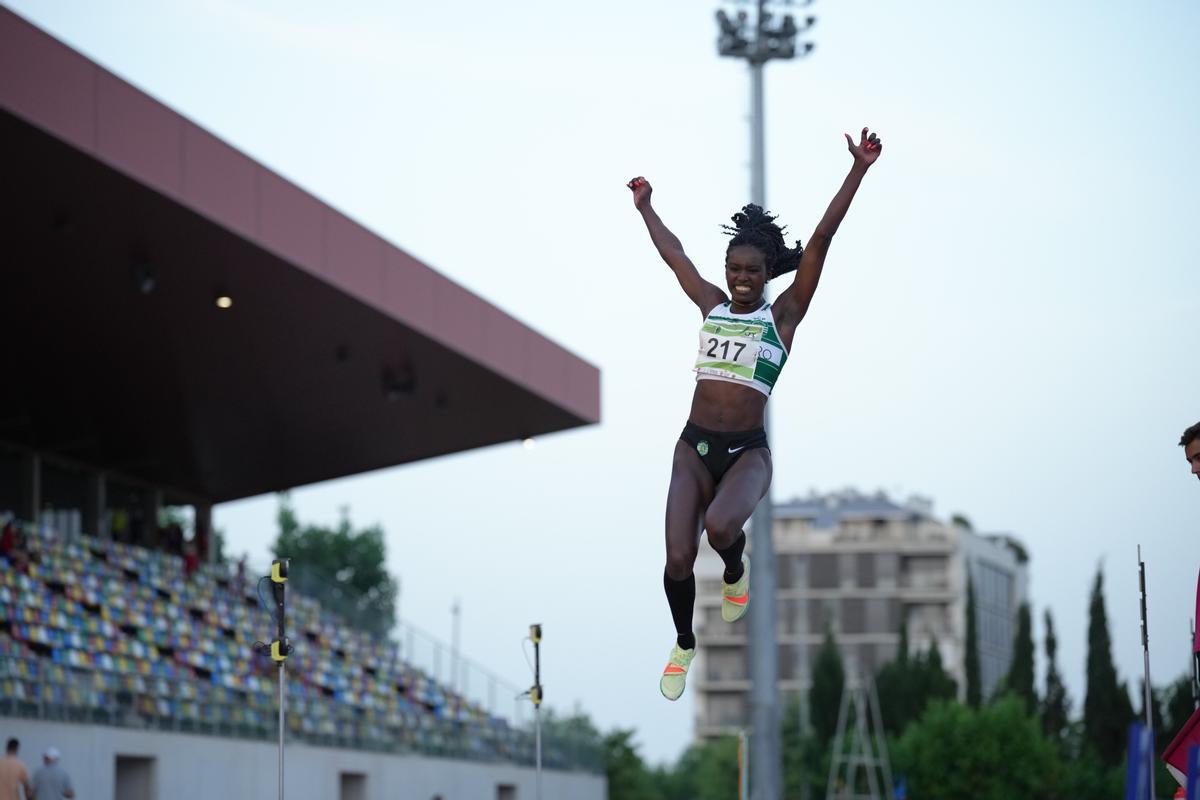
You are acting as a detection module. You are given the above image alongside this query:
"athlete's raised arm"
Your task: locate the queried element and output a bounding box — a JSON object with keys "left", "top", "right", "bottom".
{"left": 629, "top": 176, "right": 727, "bottom": 315}
{"left": 773, "top": 128, "right": 883, "bottom": 329}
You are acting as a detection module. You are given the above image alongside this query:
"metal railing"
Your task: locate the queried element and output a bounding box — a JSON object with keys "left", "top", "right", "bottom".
{"left": 225, "top": 557, "right": 534, "bottom": 726}
{"left": 0, "top": 655, "right": 603, "bottom": 772}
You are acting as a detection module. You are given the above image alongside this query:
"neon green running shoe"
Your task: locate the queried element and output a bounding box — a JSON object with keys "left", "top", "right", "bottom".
{"left": 659, "top": 643, "right": 696, "bottom": 701}
{"left": 721, "top": 554, "right": 750, "bottom": 623}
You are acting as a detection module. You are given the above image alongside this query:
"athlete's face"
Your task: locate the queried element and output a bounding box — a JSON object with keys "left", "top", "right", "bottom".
{"left": 1186, "top": 439, "right": 1200, "bottom": 482}
{"left": 726, "top": 245, "right": 767, "bottom": 308}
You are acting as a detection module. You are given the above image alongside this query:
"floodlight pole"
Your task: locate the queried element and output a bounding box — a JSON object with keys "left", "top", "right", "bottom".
{"left": 715, "top": 3, "right": 814, "bottom": 799}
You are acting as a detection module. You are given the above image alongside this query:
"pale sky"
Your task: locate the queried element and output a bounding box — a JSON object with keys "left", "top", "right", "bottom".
{"left": 7, "top": 0, "right": 1198, "bottom": 765}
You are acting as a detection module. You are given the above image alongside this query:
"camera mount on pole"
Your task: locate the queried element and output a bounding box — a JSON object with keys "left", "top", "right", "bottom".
{"left": 270, "top": 559, "right": 291, "bottom": 800}
{"left": 526, "top": 623, "right": 544, "bottom": 800}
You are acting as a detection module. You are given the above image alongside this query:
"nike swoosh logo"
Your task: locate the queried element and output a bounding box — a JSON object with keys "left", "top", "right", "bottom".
{"left": 725, "top": 593, "right": 748, "bottom": 605}
{"left": 728, "top": 445, "right": 747, "bottom": 454}
{"left": 663, "top": 665, "right": 687, "bottom": 675}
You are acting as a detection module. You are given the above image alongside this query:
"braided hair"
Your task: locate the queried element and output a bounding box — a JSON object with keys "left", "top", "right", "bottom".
{"left": 721, "top": 204, "right": 803, "bottom": 280}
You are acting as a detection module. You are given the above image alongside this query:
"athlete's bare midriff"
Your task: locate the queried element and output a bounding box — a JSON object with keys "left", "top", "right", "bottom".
{"left": 687, "top": 379, "right": 768, "bottom": 431}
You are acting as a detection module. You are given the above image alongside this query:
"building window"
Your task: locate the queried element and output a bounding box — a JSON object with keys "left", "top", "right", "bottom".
{"left": 810, "top": 553, "right": 839, "bottom": 589}
{"left": 856, "top": 553, "right": 877, "bottom": 588}
{"left": 842, "top": 598, "right": 866, "bottom": 634}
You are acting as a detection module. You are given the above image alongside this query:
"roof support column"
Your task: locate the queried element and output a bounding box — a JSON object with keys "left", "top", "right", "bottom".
{"left": 142, "top": 488, "right": 162, "bottom": 548}
{"left": 18, "top": 451, "right": 41, "bottom": 526}
{"left": 84, "top": 471, "right": 108, "bottom": 542}
{"left": 195, "top": 502, "right": 215, "bottom": 565}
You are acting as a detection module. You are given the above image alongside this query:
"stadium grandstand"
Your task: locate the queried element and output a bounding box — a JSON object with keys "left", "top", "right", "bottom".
{"left": 0, "top": 7, "right": 602, "bottom": 799}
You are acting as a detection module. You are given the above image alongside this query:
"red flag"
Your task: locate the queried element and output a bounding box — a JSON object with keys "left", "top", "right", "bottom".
{"left": 1163, "top": 708, "right": 1200, "bottom": 779}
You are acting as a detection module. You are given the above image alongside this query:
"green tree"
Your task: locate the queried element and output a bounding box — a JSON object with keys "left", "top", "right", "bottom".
{"left": 538, "top": 707, "right": 606, "bottom": 773}
{"left": 876, "top": 631, "right": 956, "bottom": 736}
{"left": 891, "top": 696, "right": 1058, "bottom": 800}
{"left": 923, "top": 641, "right": 958, "bottom": 700}
{"left": 1163, "top": 673, "right": 1197, "bottom": 740}
{"left": 603, "top": 729, "right": 663, "bottom": 800}
{"left": 1003, "top": 602, "right": 1036, "bottom": 714}
{"left": 1083, "top": 567, "right": 1135, "bottom": 766}
{"left": 661, "top": 740, "right": 706, "bottom": 800}
{"left": 659, "top": 736, "right": 740, "bottom": 800}
{"left": 811, "top": 623, "right": 846, "bottom": 743}
{"left": 781, "top": 695, "right": 827, "bottom": 800}
{"left": 272, "top": 494, "right": 398, "bottom": 638}
{"left": 692, "top": 736, "right": 740, "bottom": 800}
{"left": 965, "top": 573, "right": 982, "bottom": 707}
{"left": 1039, "top": 609, "right": 1070, "bottom": 743}
{"left": 1056, "top": 726, "right": 1126, "bottom": 800}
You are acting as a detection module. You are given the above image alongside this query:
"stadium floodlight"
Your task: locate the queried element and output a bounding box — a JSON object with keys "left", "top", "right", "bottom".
{"left": 713, "top": 2, "right": 815, "bottom": 799}
{"left": 215, "top": 293, "right": 233, "bottom": 309}
{"left": 715, "top": 0, "right": 815, "bottom": 66}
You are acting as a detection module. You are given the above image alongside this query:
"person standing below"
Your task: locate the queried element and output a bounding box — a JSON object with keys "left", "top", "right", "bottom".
{"left": 0, "top": 739, "right": 32, "bottom": 800}
{"left": 31, "top": 748, "right": 74, "bottom": 800}
{"left": 1181, "top": 421, "right": 1200, "bottom": 482}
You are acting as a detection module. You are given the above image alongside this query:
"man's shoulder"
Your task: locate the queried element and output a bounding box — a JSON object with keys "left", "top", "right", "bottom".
{"left": 0, "top": 755, "right": 28, "bottom": 779}
{"left": 34, "top": 763, "right": 63, "bottom": 778}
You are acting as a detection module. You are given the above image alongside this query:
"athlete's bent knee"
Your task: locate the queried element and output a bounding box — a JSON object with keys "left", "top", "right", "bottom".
{"left": 665, "top": 548, "right": 698, "bottom": 581}
{"left": 703, "top": 511, "right": 742, "bottom": 550}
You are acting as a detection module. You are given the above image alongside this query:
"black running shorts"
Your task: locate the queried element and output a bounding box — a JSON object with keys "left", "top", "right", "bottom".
{"left": 679, "top": 421, "right": 769, "bottom": 483}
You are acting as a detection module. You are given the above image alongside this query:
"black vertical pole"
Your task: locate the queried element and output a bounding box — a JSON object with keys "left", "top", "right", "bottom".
{"left": 1137, "top": 547, "right": 1155, "bottom": 800}
{"left": 530, "top": 624, "right": 543, "bottom": 800}
{"left": 271, "top": 558, "right": 290, "bottom": 800}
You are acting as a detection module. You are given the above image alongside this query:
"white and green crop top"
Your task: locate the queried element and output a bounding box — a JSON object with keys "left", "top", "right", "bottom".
{"left": 693, "top": 301, "right": 788, "bottom": 397}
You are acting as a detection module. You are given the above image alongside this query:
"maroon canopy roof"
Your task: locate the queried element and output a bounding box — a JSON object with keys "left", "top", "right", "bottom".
{"left": 0, "top": 7, "right": 600, "bottom": 503}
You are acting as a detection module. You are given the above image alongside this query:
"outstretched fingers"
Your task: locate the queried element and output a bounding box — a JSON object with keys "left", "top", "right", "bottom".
{"left": 846, "top": 129, "right": 883, "bottom": 155}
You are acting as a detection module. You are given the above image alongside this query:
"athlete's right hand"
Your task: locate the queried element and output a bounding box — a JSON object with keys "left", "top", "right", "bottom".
{"left": 626, "top": 176, "right": 652, "bottom": 210}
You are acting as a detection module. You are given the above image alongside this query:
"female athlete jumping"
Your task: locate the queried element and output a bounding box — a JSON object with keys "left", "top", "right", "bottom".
{"left": 628, "top": 127, "right": 883, "bottom": 700}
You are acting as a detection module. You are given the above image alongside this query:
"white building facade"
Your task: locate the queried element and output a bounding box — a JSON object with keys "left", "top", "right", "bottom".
{"left": 692, "top": 490, "right": 1028, "bottom": 739}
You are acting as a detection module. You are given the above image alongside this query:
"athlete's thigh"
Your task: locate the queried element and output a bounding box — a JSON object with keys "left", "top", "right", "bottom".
{"left": 665, "top": 439, "right": 715, "bottom": 549}
{"left": 705, "top": 448, "right": 772, "bottom": 533}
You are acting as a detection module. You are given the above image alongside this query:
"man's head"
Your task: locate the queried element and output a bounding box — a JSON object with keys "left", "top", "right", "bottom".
{"left": 5, "top": 738, "right": 17, "bottom": 755}
{"left": 1180, "top": 421, "right": 1200, "bottom": 482}
{"left": 43, "top": 747, "right": 60, "bottom": 764}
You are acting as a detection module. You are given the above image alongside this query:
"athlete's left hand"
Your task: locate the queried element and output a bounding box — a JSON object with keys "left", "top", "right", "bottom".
{"left": 844, "top": 127, "right": 883, "bottom": 167}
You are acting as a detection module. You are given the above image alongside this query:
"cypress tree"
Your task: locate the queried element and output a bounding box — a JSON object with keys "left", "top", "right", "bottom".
{"left": 923, "top": 639, "right": 957, "bottom": 702}
{"left": 1004, "top": 602, "right": 1036, "bottom": 714}
{"left": 1040, "top": 609, "right": 1070, "bottom": 742}
{"left": 1083, "top": 567, "right": 1135, "bottom": 765}
{"left": 965, "top": 572, "right": 982, "bottom": 707}
{"left": 810, "top": 623, "right": 845, "bottom": 743}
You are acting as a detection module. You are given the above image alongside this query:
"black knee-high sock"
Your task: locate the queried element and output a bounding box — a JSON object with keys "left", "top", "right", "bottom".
{"left": 663, "top": 571, "right": 696, "bottom": 651}
{"left": 715, "top": 531, "right": 746, "bottom": 584}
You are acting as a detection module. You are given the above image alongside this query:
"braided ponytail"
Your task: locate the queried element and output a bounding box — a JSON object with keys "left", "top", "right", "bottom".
{"left": 721, "top": 204, "right": 803, "bottom": 280}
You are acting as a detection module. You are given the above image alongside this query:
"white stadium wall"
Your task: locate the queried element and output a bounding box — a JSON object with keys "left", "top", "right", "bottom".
{"left": 2, "top": 717, "right": 605, "bottom": 800}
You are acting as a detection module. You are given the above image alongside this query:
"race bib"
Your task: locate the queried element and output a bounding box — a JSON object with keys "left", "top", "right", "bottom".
{"left": 694, "top": 320, "right": 763, "bottom": 382}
